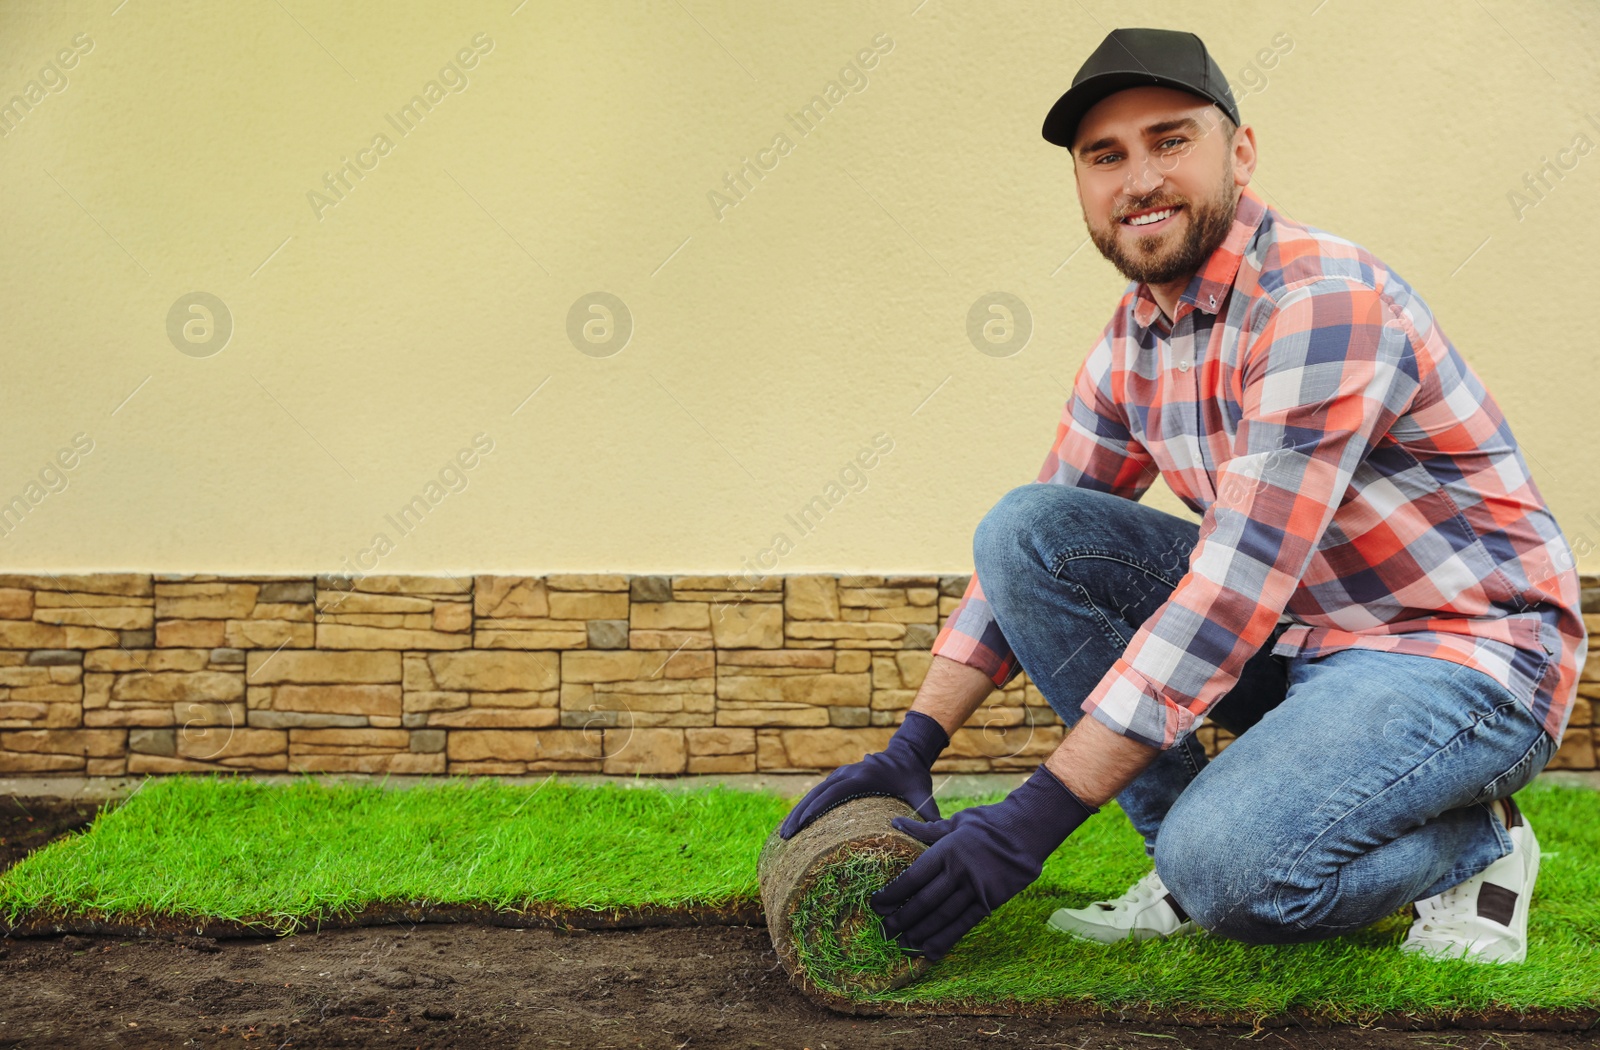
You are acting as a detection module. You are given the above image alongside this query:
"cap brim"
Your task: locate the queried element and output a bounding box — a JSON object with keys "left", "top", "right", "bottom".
{"left": 1041, "top": 71, "right": 1218, "bottom": 150}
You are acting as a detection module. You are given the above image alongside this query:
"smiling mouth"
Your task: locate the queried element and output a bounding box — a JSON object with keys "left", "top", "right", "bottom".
{"left": 1119, "top": 205, "right": 1183, "bottom": 230}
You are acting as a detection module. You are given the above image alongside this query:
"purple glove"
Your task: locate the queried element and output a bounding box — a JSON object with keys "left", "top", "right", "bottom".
{"left": 778, "top": 710, "right": 949, "bottom": 840}
{"left": 868, "top": 765, "right": 1097, "bottom": 962}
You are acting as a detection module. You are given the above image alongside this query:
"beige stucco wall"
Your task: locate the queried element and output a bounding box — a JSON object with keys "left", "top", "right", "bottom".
{"left": 3, "top": 1, "right": 1597, "bottom": 575}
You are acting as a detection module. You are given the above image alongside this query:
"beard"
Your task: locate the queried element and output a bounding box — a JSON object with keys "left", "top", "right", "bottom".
{"left": 1083, "top": 164, "right": 1239, "bottom": 287}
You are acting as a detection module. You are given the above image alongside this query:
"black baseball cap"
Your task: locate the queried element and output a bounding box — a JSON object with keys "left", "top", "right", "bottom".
{"left": 1042, "top": 28, "right": 1240, "bottom": 151}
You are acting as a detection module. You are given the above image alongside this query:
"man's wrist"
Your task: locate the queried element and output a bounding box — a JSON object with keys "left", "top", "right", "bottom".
{"left": 893, "top": 709, "right": 950, "bottom": 767}
{"left": 1044, "top": 711, "right": 1160, "bottom": 807}
{"left": 906, "top": 656, "right": 997, "bottom": 740}
{"left": 1035, "top": 764, "right": 1098, "bottom": 822}
{"left": 992, "top": 764, "right": 1099, "bottom": 856}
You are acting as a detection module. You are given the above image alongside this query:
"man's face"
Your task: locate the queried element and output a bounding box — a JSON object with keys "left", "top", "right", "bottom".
{"left": 1071, "top": 87, "right": 1247, "bottom": 287}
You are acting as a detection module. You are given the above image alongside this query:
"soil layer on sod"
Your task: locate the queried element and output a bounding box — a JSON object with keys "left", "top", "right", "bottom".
{"left": 2, "top": 785, "right": 1598, "bottom": 1032}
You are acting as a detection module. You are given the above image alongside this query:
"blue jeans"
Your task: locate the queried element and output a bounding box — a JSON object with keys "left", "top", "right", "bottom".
{"left": 973, "top": 483, "right": 1558, "bottom": 944}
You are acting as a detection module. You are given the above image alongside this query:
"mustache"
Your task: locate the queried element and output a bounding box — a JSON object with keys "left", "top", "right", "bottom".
{"left": 1115, "top": 197, "right": 1185, "bottom": 221}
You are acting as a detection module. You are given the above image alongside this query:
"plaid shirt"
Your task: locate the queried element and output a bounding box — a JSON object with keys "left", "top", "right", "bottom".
{"left": 932, "top": 183, "right": 1585, "bottom": 751}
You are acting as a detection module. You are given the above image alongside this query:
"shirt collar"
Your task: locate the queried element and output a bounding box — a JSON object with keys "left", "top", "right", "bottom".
{"left": 1130, "top": 182, "right": 1269, "bottom": 332}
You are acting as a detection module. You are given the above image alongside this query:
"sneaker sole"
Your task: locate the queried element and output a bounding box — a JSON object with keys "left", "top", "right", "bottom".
{"left": 1402, "top": 818, "right": 1539, "bottom": 965}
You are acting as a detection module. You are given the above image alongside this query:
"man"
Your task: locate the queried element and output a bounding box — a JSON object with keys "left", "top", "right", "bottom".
{"left": 778, "top": 27, "right": 1585, "bottom": 967}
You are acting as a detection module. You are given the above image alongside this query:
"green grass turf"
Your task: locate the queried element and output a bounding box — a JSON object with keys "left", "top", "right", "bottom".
{"left": 1, "top": 775, "right": 1596, "bottom": 1020}
{"left": 787, "top": 843, "right": 921, "bottom": 996}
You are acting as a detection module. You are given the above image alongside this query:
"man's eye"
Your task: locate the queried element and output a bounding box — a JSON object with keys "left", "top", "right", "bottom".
{"left": 1160, "top": 137, "right": 1187, "bottom": 149}
{"left": 1094, "top": 153, "right": 1120, "bottom": 165}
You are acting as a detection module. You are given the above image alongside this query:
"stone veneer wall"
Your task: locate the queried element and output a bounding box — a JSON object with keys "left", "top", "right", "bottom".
{"left": 0, "top": 572, "right": 1594, "bottom": 777}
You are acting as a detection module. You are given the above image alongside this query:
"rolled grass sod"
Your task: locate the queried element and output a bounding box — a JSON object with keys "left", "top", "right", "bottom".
{"left": 1, "top": 774, "right": 1597, "bottom": 1024}
{"left": 787, "top": 846, "right": 910, "bottom": 993}
{"left": 756, "top": 795, "right": 932, "bottom": 997}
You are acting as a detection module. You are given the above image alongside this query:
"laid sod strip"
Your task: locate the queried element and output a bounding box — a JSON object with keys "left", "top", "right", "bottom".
{"left": 0, "top": 775, "right": 1595, "bottom": 1021}
{"left": 0, "top": 775, "right": 789, "bottom": 927}
{"left": 861, "top": 780, "right": 1600, "bottom": 1020}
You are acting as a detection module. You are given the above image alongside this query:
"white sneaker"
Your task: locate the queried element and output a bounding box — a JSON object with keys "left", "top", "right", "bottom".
{"left": 1047, "top": 868, "right": 1199, "bottom": 943}
{"left": 1401, "top": 796, "right": 1539, "bottom": 964}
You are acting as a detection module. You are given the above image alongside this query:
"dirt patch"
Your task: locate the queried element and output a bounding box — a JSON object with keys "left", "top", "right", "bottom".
{"left": 1, "top": 923, "right": 1597, "bottom": 1049}
{"left": 0, "top": 794, "right": 99, "bottom": 875}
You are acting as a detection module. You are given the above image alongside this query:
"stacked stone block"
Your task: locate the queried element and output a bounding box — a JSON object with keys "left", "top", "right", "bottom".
{"left": 0, "top": 571, "right": 1594, "bottom": 776}
{"left": 1551, "top": 607, "right": 1600, "bottom": 770}
{"left": 156, "top": 577, "right": 317, "bottom": 650}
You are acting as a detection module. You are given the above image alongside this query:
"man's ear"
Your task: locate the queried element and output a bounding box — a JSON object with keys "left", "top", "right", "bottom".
{"left": 1231, "top": 124, "right": 1259, "bottom": 186}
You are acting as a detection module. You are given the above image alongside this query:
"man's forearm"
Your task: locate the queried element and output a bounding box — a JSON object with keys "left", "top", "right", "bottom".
{"left": 907, "top": 654, "right": 1162, "bottom": 808}
{"left": 908, "top": 654, "right": 998, "bottom": 740}
{"left": 1044, "top": 713, "right": 1160, "bottom": 807}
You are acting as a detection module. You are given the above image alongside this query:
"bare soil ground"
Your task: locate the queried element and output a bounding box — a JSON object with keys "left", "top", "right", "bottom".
{"left": 2, "top": 794, "right": 1596, "bottom": 1050}
{"left": 0, "top": 794, "right": 98, "bottom": 872}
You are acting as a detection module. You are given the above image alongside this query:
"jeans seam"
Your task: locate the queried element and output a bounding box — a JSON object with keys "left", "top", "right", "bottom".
{"left": 1051, "top": 546, "right": 1187, "bottom": 590}
{"left": 1267, "top": 695, "right": 1522, "bottom": 933}
{"left": 1058, "top": 576, "right": 1134, "bottom": 657}
{"left": 1051, "top": 548, "right": 1185, "bottom": 649}
{"left": 1472, "top": 725, "right": 1556, "bottom": 806}
{"left": 1178, "top": 733, "right": 1203, "bottom": 779}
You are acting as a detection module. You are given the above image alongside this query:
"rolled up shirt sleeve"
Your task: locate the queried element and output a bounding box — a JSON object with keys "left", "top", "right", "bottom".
{"left": 932, "top": 325, "right": 1157, "bottom": 689}
{"left": 1080, "top": 280, "right": 1423, "bottom": 749}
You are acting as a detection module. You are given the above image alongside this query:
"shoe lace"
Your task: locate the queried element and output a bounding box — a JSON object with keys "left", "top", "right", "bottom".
{"left": 1411, "top": 882, "right": 1474, "bottom": 936}
{"left": 1093, "top": 868, "right": 1169, "bottom": 915}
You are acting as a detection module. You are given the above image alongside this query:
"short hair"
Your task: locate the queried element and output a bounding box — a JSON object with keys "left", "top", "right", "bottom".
{"left": 1215, "top": 109, "right": 1238, "bottom": 142}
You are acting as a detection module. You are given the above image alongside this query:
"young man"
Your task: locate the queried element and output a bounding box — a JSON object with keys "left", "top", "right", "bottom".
{"left": 778, "top": 27, "right": 1585, "bottom": 966}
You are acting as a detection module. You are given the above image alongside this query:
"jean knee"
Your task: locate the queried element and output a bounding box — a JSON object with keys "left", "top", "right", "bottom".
{"left": 975, "top": 484, "right": 1051, "bottom": 549}
{"left": 1154, "top": 802, "right": 1297, "bottom": 944}
{"left": 973, "top": 485, "right": 1055, "bottom": 590}
{"left": 973, "top": 484, "right": 1104, "bottom": 576}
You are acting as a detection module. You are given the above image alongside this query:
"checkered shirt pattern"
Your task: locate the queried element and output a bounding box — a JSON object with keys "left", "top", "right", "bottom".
{"left": 931, "top": 183, "right": 1586, "bottom": 751}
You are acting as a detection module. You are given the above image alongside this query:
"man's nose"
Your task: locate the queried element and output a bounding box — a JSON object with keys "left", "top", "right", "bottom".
{"left": 1123, "top": 149, "right": 1168, "bottom": 196}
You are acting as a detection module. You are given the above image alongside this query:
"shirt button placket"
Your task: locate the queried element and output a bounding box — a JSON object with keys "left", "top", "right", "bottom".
{"left": 1173, "top": 316, "right": 1211, "bottom": 502}
{"left": 1171, "top": 311, "right": 1193, "bottom": 373}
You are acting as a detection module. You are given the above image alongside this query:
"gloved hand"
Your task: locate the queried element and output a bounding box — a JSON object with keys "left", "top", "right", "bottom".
{"left": 868, "top": 764, "right": 1097, "bottom": 962}
{"left": 778, "top": 709, "right": 949, "bottom": 840}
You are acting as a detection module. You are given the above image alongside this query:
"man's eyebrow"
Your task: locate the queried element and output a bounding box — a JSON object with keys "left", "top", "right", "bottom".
{"left": 1075, "top": 116, "right": 1205, "bottom": 159}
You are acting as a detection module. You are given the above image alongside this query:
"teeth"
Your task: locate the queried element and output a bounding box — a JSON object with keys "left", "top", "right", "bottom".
{"left": 1125, "top": 207, "right": 1176, "bottom": 226}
